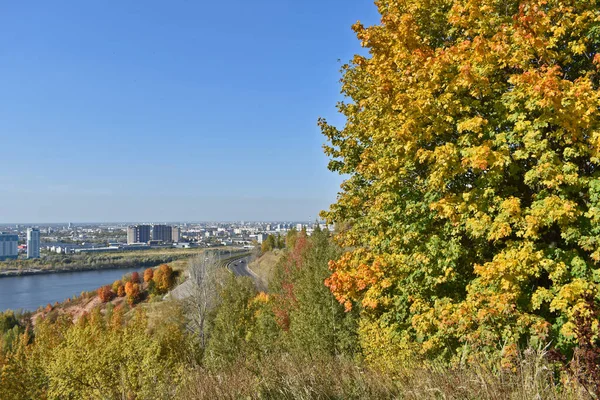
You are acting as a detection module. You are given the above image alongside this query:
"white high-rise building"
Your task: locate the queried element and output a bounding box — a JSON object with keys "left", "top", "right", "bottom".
{"left": 27, "top": 228, "right": 40, "bottom": 259}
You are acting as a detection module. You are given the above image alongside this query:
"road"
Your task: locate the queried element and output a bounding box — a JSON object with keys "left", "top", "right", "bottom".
{"left": 169, "top": 253, "right": 255, "bottom": 301}
{"left": 227, "top": 255, "right": 257, "bottom": 278}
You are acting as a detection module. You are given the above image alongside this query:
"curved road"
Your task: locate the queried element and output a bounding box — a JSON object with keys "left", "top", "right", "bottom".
{"left": 227, "top": 255, "right": 257, "bottom": 278}
{"left": 170, "top": 253, "right": 256, "bottom": 301}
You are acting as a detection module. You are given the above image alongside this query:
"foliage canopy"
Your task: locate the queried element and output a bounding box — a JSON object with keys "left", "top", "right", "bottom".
{"left": 320, "top": 0, "right": 600, "bottom": 364}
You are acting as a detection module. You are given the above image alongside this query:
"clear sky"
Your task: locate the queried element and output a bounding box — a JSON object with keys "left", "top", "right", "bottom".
{"left": 0, "top": 1, "right": 380, "bottom": 223}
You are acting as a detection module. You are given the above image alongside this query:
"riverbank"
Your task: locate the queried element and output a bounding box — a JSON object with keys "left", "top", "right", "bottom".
{"left": 0, "top": 266, "right": 151, "bottom": 312}
{"left": 0, "top": 247, "right": 245, "bottom": 278}
{"left": 0, "top": 263, "right": 156, "bottom": 278}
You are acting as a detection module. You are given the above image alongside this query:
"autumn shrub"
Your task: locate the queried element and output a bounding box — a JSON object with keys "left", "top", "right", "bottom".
{"left": 131, "top": 271, "right": 140, "bottom": 284}
{"left": 109, "top": 280, "right": 124, "bottom": 298}
{"left": 565, "top": 296, "right": 600, "bottom": 396}
{"left": 153, "top": 264, "right": 175, "bottom": 294}
{"left": 97, "top": 285, "right": 114, "bottom": 303}
{"left": 320, "top": 0, "right": 600, "bottom": 367}
{"left": 143, "top": 267, "right": 154, "bottom": 283}
{"left": 125, "top": 282, "right": 141, "bottom": 305}
{"left": 0, "top": 308, "right": 190, "bottom": 399}
{"left": 111, "top": 280, "right": 121, "bottom": 292}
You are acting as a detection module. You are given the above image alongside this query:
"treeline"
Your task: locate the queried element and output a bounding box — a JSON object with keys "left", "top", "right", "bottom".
{"left": 259, "top": 226, "right": 303, "bottom": 253}
{"left": 0, "top": 252, "right": 189, "bottom": 273}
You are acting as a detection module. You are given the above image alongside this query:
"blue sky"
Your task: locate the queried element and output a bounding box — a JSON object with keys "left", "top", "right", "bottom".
{"left": 0, "top": 1, "right": 380, "bottom": 223}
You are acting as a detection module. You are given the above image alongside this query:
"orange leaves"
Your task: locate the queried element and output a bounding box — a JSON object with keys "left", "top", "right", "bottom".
{"left": 124, "top": 282, "right": 141, "bottom": 306}
{"left": 97, "top": 286, "right": 114, "bottom": 303}
{"left": 324, "top": 249, "right": 385, "bottom": 312}
{"left": 143, "top": 268, "right": 154, "bottom": 283}
{"left": 152, "top": 264, "right": 175, "bottom": 294}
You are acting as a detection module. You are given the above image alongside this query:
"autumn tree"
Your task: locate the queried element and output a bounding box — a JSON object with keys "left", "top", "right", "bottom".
{"left": 131, "top": 271, "right": 140, "bottom": 284}
{"left": 153, "top": 264, "right": 175, "bottom": 294}
{"left": 269, "top": 229, "right": 359, "bottom": 358}
{"left": 320, "top": 0, "right": 600, "bottom": 366}
{"left": 0, "top": 311, "right": 24, "bottom": 354}
{"left": 143, "top": 268, "right": 154, "bottom": 283}
{"left": 125, "top": 282, "right": 141, "bottom": 306}
{"left": 111, "top": 280, "right": 121, "bottom": 293}
{"left": 276, "top": 233, "right": 285, "bottom": 249}
{"left": 287, "top": 229, "right": 359, "bottom": 357}
{"left": 97, "top": 285, "right": 114, "bottom": 303}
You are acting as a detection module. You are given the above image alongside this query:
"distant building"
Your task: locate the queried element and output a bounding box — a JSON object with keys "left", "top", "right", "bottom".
{"left": 152, "top": 225, "right": 172, "bottom": 242}
{"left": 127, "top": 225, "right": 151, "bottom": 244}
{"left": 256, "top": 233, "right": 268, "bottom": 244}
{"left": 172, "top": 226, "right": 181, "bottom": 243}
{"left": 27, "top": 228, "right": 40, "bottom": 259}
{"left": 0, "top": 233, "right": 19, "bottom": 261}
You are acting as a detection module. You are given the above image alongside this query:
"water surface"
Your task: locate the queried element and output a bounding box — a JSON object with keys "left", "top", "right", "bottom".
{"left": 0, "top": 267, "right": 145, "bottom": 312}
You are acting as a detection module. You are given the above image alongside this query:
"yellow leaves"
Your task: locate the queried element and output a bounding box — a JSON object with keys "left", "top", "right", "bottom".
{"left": 487, "top": 222, "right": 512, "bottom": 242}
{"left": 548, "top": 261, "right": 569, "bottom": 285}
{"left": 253, "top": 292, "right": 270, "bottom": 304}
{"left": 461, "top": 142, "right": 510, "bottom": 173}
{"left": 473, "top": 242, "right": 543, "bottom": 288}
{"left": 521, "top": 196, "right": 580, "bottom": 239}
{"left": 457, "top": 116, "right": 487, "bottom": 135}
{"left": 550, "top": 279, "right": 596, "bottom": 315}
{"left": 325, "top": 249, "right": 389, "bottom": 311}
{"left": 430, "top": 197, "right": 461, "bottom": 224}
{"left": 531, "top": 287, "right": 553, "bottom": 310}
{"left": 465, "top": 214, "right": 492, "bottom": 238}
{"left": 358, "top": 317, "right": 417, "bottom": 372}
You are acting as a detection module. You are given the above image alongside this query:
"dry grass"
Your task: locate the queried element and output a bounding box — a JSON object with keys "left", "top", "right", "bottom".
{"left": 249, "top": 249, "right": 284, "bottom": 289}
{"left": 178, "top": 351, "right": 590, "bottom": 400}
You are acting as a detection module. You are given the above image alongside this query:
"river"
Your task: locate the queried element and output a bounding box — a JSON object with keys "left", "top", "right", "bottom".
{"left": 0, "top": 267, "right": 145, "bottom": 312}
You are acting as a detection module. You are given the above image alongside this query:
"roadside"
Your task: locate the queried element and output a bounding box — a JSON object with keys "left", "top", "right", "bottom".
{"left": 169, "top": 251, "right": 251, "bottom": 301}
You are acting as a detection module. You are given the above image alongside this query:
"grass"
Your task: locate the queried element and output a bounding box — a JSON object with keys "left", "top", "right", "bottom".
{"left": 178, "top": 352, "right": 590, "bottom": 400}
